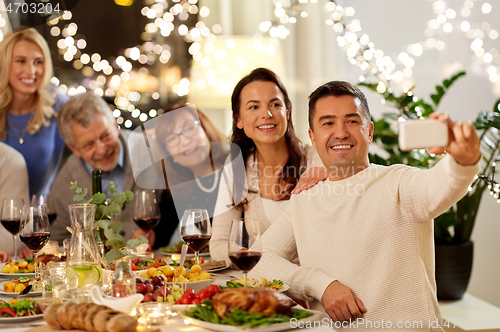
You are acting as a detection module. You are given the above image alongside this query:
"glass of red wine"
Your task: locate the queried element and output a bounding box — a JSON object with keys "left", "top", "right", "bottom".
{"left": 1, "top": 198, "right": 24, "bottom": 262}
{"left": 180, "top": 209, "right": 211, "bottom": 266}
{"left": 228, "top": 218, "right": 262, "bottom": 287}
{"left": 31, "top": 194, "right": 57, "bottom": 224}
{"left": 133, "top": 189, "right": 160, "bottom": 243}
{"left": 19, "top": 205, "right": 50, "bottom": 277}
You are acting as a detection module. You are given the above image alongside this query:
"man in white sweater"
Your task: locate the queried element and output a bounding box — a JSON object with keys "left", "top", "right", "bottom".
{"left": 249, "top": 81, "right": 480, "bottom": 331}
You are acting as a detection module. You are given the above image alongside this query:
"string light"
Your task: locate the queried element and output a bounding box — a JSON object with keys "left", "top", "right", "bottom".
{"left": 262, "top": 0, "right": 500, "bottom": 90}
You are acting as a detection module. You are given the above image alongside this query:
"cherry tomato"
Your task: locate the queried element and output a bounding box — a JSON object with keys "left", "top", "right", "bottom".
{"left": 178, "top": 294, "right": 190, "bottom": 304}
{"left": 197, "top": 289, "right": 210, "bottom": 300}
{"left": 131, "top": 258, "right": 140, "bottom": 265}
{"left": 207, "top": 284, "right": 221, "bottom": 297}
{"left": 185, "top": 288, "right": 195, "bottom": 299}
{"left": 190, "top": 298, "right": 201, "bottom": 305}
{"left": 131, "top": 263, "right": 140, "bottom": 271}
{"left": 144, "top": 263, "right": 159, "bottom": 269}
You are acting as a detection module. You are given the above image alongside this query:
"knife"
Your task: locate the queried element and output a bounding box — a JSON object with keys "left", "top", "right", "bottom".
{"left": 180, "top": 244, "right": 188, "bottom": 267}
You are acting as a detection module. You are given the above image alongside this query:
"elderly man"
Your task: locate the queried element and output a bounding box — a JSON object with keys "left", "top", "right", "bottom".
{"left": 50, "top": 92, "right": 142, "bottom": 244}
{"left": 249, "top": 81, "right": 480, "bottom": 331}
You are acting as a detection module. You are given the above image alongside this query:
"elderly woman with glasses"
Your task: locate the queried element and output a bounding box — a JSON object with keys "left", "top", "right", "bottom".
{"left": 143, "top": 104, "right": 230, "bottom": 249}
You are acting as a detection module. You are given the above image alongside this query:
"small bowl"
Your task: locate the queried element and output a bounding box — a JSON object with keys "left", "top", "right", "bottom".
{"left": 137, "top": 302, "right": 173, "bottom": 325}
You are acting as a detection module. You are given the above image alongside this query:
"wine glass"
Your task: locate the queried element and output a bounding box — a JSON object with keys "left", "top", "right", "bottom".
{"left": 133, "top": 189, "right": 161, "bottom": 245}
{"left": 180, "top": 209, "right": 211, "bottom": 266}
{"left": 19, "top": 205, "right": 51, "bottom": 277}
{"left": 228, "top": 218, "right": 262, "bottom": 287}
{"left": 1, "top": 198, "right": 24, "bottom": 262}
{"left": 31, "top": 194, "right": 57, "bottom": 224}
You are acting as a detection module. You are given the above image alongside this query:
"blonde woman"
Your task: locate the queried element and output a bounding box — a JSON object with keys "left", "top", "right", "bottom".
{"left": 0, "top": 28, "right": 69, "bottom": 196}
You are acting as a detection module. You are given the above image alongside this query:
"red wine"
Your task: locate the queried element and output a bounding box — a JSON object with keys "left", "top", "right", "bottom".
{"left": 20, "top": 232, "right": 50, "bottom": 252}
{"left": 1, "top": 218, "right": 21, "bottom": 235}
{"left": 229, "top": 251, "right": 262, "bottom": 273}
{"left": 48, "top": 213, "right": 57, "bottom": 224}
{"left": 182, "top": 234, "right": 211, "bottom": 252}
{"left": 134, "top": 216, "right": 160, "bottom": 231}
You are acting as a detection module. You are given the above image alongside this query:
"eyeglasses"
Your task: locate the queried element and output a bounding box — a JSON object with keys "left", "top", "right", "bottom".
{"left": 165, "top": 121, "right": 201, "bottom": 147}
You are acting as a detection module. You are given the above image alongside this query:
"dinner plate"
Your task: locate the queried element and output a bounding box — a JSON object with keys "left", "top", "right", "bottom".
{"left": 0, "top": 263, "right": 35, "bottom": 278}
{"left": 0, "top": 281, "right": 42, "bottom": 297}
{"left": 0, "top": 313, "right": 43, "bottom": 323}
{"left": 276, "top": 284, "right": 290, "bottom": 293}
{"left": 172, "top": 304, "right": 197, "bottom": 312}
{"left": 205, "top": 265, "right": 229, "bottom": 273}
{"left": 159, "top": 248, "right": 211, "bottom": 257}
{"left": 180, "top": 307, "right": 324, "bottom": 332}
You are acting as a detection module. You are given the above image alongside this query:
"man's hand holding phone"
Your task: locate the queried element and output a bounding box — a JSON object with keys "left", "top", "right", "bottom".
{"left": 398, "top": 113, "right": 480, "bottom": 166}
{"left": 427, "top": 113, "right": 481, "bottom": 166}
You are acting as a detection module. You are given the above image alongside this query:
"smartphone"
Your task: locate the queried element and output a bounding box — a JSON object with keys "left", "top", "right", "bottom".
{"left": 398, "top": 119, "right": 448, "bottom": 151}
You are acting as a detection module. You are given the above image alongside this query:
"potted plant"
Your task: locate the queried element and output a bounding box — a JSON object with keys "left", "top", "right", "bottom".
{"left": 360, "top": 72, "right": 500, "bottom": 300}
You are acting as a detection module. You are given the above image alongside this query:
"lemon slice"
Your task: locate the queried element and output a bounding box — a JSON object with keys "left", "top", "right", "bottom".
{"left": 69, "top": 265, "right": 101, "bottom": 288}
{"left": 66, "top": 267, "right": 79, "bottom": 287}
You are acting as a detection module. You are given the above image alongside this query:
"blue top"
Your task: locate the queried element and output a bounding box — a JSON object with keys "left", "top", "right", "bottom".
{"left": 5, "top": 94, "right": 70, "bottom": 196}
{"left": 83, "top": 138, "right": 126, "bottom": 195}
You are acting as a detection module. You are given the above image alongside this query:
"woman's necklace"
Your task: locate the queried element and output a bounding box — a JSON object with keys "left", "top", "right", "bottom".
{"left": 194, "top": 169, "right": 220, "bottom": 193}
{"left": 8, "top": 112, "right": 33, "bottom": 144}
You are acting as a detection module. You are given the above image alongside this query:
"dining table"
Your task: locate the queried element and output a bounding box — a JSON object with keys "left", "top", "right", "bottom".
{"left": 0, "top": 251, "right": 335, "bottom": 332}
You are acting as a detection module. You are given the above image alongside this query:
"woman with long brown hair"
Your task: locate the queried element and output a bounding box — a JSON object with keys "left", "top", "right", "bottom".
{"left": 0, "top": 28, "right": 69, "bottom": 196}
{"left": 210, "top": 68, "right": 324, "bottom": 264}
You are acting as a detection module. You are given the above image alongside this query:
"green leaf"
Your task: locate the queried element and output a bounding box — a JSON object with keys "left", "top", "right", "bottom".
{"left": 98, "top": 220, "right": 111, "bottom": 230}
{"left": 106, "top": 239, "right": 122, "bottom": 247}
{"left": 92, "top": 193, "right": 106, "bottom": 205}
{"left": 109, "top": 203, "right": 121, "bottom": 215}
{"left": 111, "top": 193, "right": 126, "bottom": 206}
{"left": 73, "top": 194, "right": 84, "bottom": 202}
{"left": 430, "top": 94, "right": 441, "bottom": 105}
{"left": 104, "top": 227, "right": 114, "bottom": 241}
{"left": 358, "top": 82, "right": 379, "bottom": 91}
{"left": 109, "top": 221, "right": 123, "bottom": 232}
{"left": 124, "top": 191, "right": 134, "bottom": 201}
{"left": 482, "top": 135, "right": 496, "bottom": 151}
{"left": 105, "top": 249, "right": 124, "bottom": 263}
{"left": 75, "top": 187, "right": 82, "bottom": 194}
{"left": 127, "top": 236, "right": 148, "bottom": 249}
{"left": 435, "top": 85, "right": 445, "bottom": 96}
{"left": 81, "top": 188, "right": 88, "bottom": 197}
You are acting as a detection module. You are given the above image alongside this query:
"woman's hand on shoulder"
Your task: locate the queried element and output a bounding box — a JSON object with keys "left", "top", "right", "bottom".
{"left": 292, "top": 167, "right": 327, "bottom": 194}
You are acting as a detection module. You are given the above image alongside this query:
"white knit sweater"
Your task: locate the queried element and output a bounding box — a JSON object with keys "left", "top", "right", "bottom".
{"left": 210, "top": 145, "right": 321, "bottom": 265}
{"left": 0, "top": 142, "right": 30, "bottom": 256}
{"left": 248, "top": 154, "right": 478, "bottom": 331}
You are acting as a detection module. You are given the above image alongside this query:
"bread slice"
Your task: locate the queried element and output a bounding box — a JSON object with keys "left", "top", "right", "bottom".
{"left": 106, "top": 313, "right": 138, "bottom": 332}
{"left": 56, "top": 302, "right": 77, "bottom": 330}
{"left": 43, "top": 303, "right": 63, "bottom": 330}
{"left": 94, "top": 309, "right": 119, "bottom": 332}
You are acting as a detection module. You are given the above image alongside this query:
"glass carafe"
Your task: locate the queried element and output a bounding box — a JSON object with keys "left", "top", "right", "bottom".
{"left": 66, "top": 204, "right": 102, "bottom": 302}
{"left": 112, "top": 255, "right": 136, "bottom": 298}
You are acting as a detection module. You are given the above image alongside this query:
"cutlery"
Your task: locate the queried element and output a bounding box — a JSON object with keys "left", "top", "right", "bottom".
{"left": 14, "top": 284, "right": 32, "bottom": 300}
{"left": 180, "top": 244, "right": 188, "bottom": 267}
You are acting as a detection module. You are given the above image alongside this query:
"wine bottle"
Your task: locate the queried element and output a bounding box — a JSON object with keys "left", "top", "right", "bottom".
{"left": 92, "top": 170, "right": 109, "bottom": 245}
{"left": 92, "top": 169, "right": 103, "bottom": 196}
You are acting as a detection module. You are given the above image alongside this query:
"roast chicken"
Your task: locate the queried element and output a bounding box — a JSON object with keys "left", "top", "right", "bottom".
{"left": 212, "top": 288, "right": 293, "bottom": 318}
